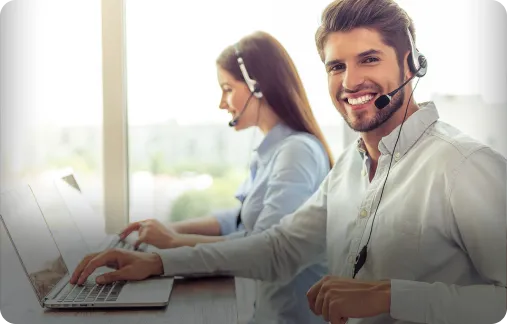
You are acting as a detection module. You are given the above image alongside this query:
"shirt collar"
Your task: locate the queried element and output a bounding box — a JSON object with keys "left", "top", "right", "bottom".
{"left": 356, "top": 137, "right": 368, "bottom": 159}
{"left": 356, "top": 101, "right": 440, "bottom": 158}
{"left": 255, "top": 123, "right": 295, "bottom": 165}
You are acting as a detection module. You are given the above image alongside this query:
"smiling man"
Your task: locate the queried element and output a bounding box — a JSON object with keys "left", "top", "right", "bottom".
{"left": 70, "top": 0, "right": 506, "bottom": 323}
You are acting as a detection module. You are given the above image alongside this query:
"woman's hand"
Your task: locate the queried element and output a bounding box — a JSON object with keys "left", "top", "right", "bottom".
{"left": 119, "top": 219, "right": 182, "bottom": 249}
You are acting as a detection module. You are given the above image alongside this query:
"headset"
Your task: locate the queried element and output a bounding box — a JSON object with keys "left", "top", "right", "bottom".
{"left": 407, "top": 28, "right": 427, "bottom": 78}
{"left": 353, "top": 27, "right": 428, "bottom": 278}
{"left": 228, "top": 43, "right": 264, "bottom": 127}
{"left": 374, "top": 28, "right": 427, "bottom": 109}
{"left": 234, "top": 43, "right": 263, "bottom": 99}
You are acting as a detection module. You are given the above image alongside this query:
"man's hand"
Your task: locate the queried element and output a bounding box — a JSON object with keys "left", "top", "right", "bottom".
{"left": 69, "top": 249, "right": 164, "bottom": 285}
{"left": 306, "top": 276, "right": 391, "bottom": 323}
{"left": 120, "top": 219, "right": 181, "bottom": 249}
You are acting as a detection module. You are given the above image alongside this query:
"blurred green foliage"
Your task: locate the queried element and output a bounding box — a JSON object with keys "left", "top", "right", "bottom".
{"left": 45, "top": 148, "right": 247, "bottom": 223}
{"left": 170, "top": 167, "right": 245, "bottom": 222}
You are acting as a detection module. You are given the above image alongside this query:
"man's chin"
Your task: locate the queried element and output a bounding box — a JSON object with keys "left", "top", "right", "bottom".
{"left": 346, "top": 115, "right": 381, "bottom": 133}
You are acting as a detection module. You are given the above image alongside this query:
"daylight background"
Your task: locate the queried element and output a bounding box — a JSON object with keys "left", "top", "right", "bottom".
{"left": 1, "top": 0, "right": 506, "bottom": 226}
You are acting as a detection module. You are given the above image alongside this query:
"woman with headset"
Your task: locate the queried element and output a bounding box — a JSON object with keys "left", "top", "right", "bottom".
{"left": 119, "top": 31, "right": 333, "bottom": 324}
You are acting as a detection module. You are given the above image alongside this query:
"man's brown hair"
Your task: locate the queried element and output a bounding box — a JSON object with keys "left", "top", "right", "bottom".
{"left": 315, "top": 0, "right": 415, "bottom": 68}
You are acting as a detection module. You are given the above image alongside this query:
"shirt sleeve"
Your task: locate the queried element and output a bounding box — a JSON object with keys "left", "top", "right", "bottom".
{"left": 225, "top": 137, "right": 329, "bottom": 240}
{"left": 390, "top": 147, "right": 507, "bottom": 324}
{"left": 154, "top": 172, "right": 331, "bottom": 282}
{"left": 212, "top": 206, "right": 241, "bottom": 236}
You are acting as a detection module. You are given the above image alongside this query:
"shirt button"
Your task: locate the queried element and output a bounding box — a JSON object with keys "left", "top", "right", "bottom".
{"left": 394, "top": 152, "right": 401, "bottom": 161}
{"left": 361, "top": 169, "right": 366, "bottom": 176}
{"left": 348, "top": 255, "right": 356, "bottom": 264}
{"left": 360, "top": 209, "right": 368, "bottom": 218}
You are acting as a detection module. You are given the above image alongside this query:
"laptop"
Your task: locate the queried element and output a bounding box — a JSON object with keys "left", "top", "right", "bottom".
{"left": 51, "top": 176, "right": 224, "bottom": 279}
{"left": 0, "top": 184, "right": 174, "bottom": 309}
{"left": 27, "top": 178, "right": 146, "bottom": 273}
{"left": 49, "top": 176, "right": 147, "bottom": 253}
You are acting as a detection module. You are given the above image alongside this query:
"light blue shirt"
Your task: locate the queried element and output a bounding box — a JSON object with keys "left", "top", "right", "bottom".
{"left": 157, "top": 102, "right": 506, "bottom": 324}
{"left": 213, "top": 123, "right": 331, "bottom": 324}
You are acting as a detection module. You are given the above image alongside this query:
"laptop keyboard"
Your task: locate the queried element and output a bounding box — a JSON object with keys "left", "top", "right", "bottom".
{"left": 55, "top": 238, "right": 142, "bottom": 304}
{"left": 57, "top": 276, "right": 126, "bottom": 303}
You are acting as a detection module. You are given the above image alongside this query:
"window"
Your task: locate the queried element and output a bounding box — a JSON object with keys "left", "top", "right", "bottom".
{"left": 125, "top": 0, "right": 506, "bottom": 224}
{"left": 125, "top": 0, "right": 342, "bottom": 223}
{"left": 0, "top": 0, "right": 104, "bottom": 217}
{"left": 3, "top": 0, "right": 505, "bottom": 230}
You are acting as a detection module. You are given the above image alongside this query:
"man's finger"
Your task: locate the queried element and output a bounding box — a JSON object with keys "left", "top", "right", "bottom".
{"left": 119, "top": 222, "right": 142, "bottom": 240}
{"left": 322, "top": 290, "right": 331, "bottom": 321}
{"left": 96, "top": 267, "right": 130, "bottom": 284}
{"left": 70, "top": 253, "right": 99, "bottom": 284}
{"left": 329, "top": 299, "right": 347, "bottom": 324}
{"left": 307, "top": 276, "right": 327, "bottom": 312}
{"left": 314, "top": 288, "right": 326, "bottom": 316}
{"left": 77, "top": 250, "right": 119, "bottom": 285}
{"left": 105, "top": 260, "right": 119, "bottom": 269}
{"left": 330, "top": 317, "right": 348, "bottom": 324}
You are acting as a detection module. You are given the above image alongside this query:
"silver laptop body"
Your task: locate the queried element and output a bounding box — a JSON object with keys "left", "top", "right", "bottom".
{"left": 0, "top": 184, "right": 173, "bottom": 309}
{"left": 51, "top": 176, "right": 147, "bottom": 254}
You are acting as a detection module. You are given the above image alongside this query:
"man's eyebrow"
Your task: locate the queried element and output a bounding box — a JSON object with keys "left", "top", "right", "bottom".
{"left": 357, "top": 49, "right": 383, "bottom": 58}
{"left": 325, "top": 49, "right": 383, "bottom": 68}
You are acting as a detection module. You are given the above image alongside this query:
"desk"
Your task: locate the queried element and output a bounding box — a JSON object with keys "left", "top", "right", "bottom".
{"left": 1, "top": 231, "right": 238, "bottom": 324}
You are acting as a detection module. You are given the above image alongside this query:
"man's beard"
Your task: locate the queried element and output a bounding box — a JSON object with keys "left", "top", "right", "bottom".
{"left": 338, "top": 73, "right": 405, "bottom": 132}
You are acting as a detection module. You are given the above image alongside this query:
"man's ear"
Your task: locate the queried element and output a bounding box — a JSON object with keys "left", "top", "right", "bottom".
{"left": 403, "top": 50, "right": 412, "bottom": 80}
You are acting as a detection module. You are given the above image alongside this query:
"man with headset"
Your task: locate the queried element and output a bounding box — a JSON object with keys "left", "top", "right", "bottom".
{"left": 71, "top": 0, "right": 506, "bottom": 323}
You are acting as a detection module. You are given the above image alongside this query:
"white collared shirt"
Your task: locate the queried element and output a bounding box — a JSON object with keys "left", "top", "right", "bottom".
{"left": 157, "top": 102, "right": 506, "bottom": 324}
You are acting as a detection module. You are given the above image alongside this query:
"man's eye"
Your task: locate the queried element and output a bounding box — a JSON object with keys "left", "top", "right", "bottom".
{"left": 328, "top": 64, "right": 345, "bottom": 73}
{"left": 363, "top": 57, "right": 379, "bottom": 64}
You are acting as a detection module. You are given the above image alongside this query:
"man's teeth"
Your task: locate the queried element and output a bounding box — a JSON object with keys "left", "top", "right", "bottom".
{"left": 348, "top": 94, "right": 374, "bottom": 106}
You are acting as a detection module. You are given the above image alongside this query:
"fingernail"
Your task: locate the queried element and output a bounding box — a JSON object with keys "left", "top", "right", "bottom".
{"left": 96, "top": 276, "right": 105, "bottom": 284}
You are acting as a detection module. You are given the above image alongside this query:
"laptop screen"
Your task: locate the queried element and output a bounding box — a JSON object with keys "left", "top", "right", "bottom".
{"left": 53, "top": 178, "right": 107, "bottom": 249}
{"left": 0, "top": 185, "right": 68, "bottom": 304}
{"left": 31, "top": 180, "right": 92, "bottom": 270}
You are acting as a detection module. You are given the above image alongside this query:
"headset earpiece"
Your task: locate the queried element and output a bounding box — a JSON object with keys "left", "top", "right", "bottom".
{"left": 406, "top": 28, "right": 427, "bottom": 78}
{"left": 252, "top": 81, "right": 261, "bottom": 94}
{"left": 417, "top": 55, "right": 428, "bottom": 75}
{"left": 234, "top": 43, "right": 263, "bottom": 99}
